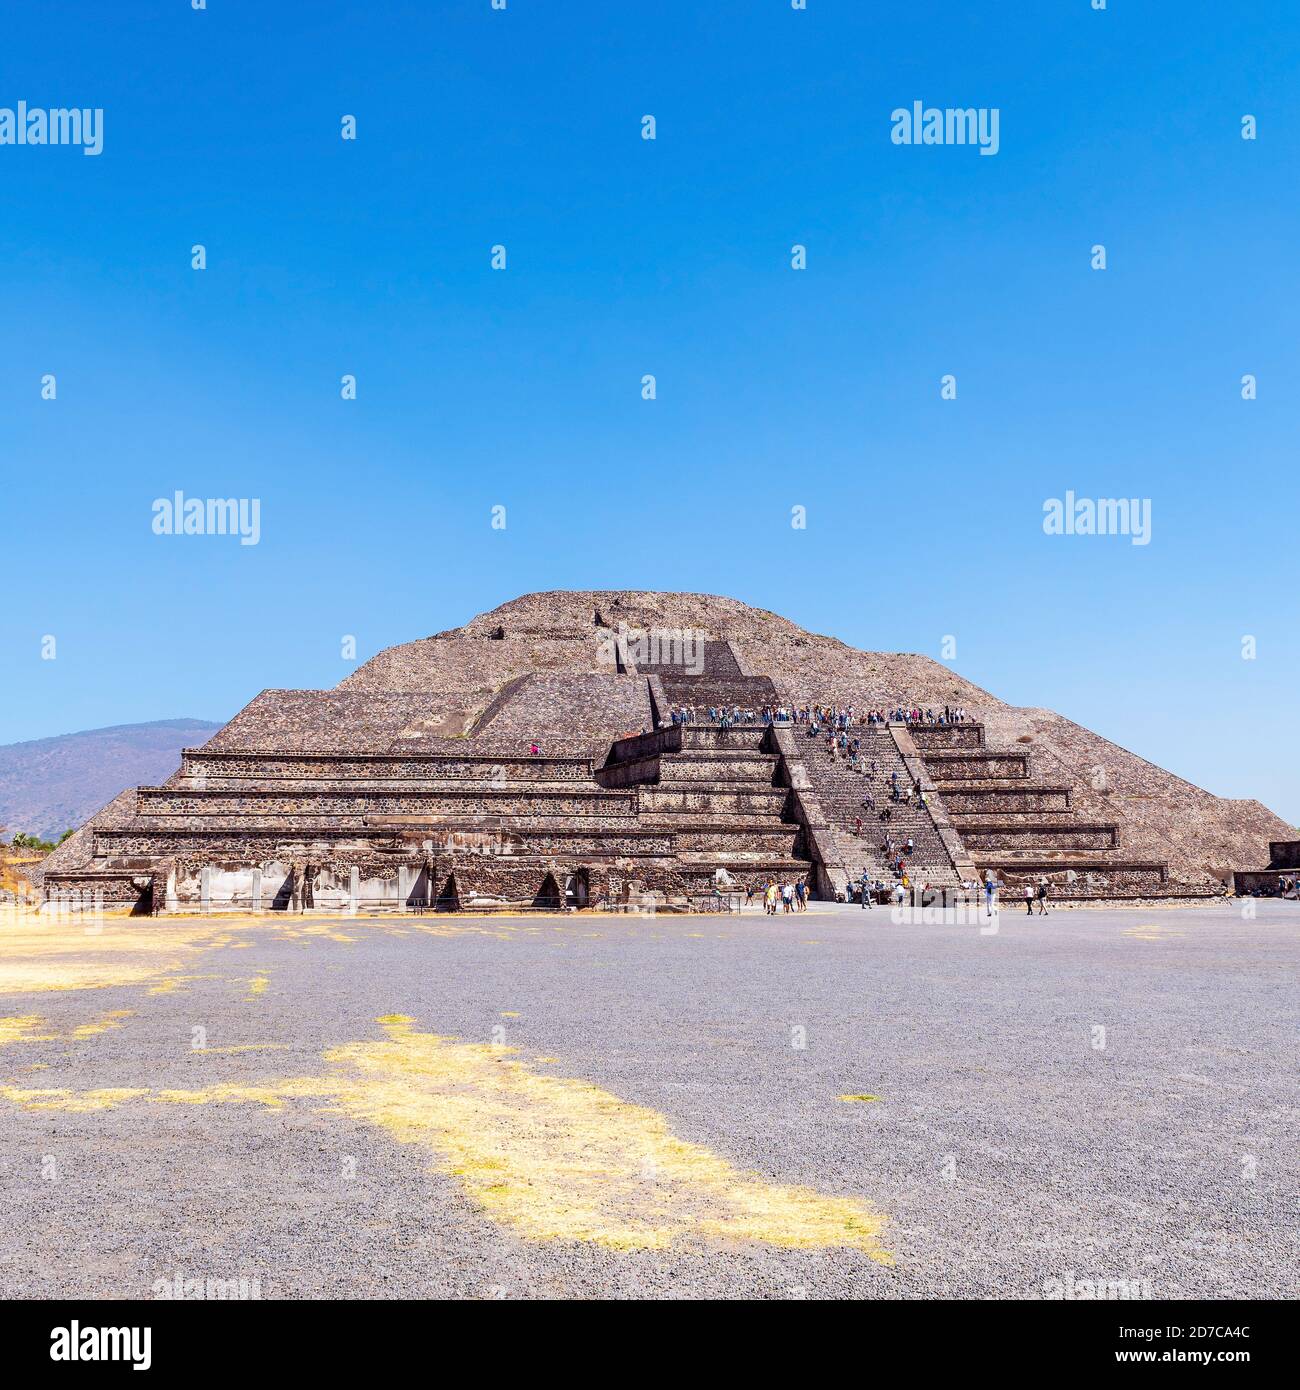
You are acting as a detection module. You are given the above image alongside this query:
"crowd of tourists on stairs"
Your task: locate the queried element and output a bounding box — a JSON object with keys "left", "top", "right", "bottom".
{"left": 660, "top": 703, "right": 972, "bottom": 729}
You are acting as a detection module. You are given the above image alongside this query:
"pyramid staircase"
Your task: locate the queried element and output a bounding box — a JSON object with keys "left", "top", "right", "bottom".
{"left": 791, "top": 724, "right": 962, "bottom": 887}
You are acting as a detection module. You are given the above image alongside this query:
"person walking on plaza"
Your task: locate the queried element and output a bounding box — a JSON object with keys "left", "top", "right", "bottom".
{"left": 1024, "top": 883, "right": 1034, "bottom": 916}
{"left": 860, "top": 871, "right": 873, "bottom": 909}
{"left": 1036, "top": 877, "right": 1050, "bottom": 916}
{"left": 794, "top": 879, "right": 807, "bottom": 911}
{"left": 984, "top": 871, "right": 997, "bottom": 918}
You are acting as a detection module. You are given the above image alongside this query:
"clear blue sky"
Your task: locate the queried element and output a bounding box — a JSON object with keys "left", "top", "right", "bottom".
{"left": 1, "top": 1, "right": 1296, "bottom": 824}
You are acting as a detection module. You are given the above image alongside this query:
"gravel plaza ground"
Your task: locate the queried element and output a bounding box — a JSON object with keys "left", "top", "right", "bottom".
{"left": 0, "top": 898, "right": 1295, "bottom": 1301}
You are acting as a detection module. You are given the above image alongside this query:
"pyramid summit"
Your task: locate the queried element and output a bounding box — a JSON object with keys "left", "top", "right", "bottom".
{"left": 36, "top": 591, "right": 1289, "bottom": 914}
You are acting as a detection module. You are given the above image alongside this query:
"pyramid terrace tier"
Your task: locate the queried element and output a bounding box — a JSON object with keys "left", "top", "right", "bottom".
{"left": 915, "top": 750, "right": 1033, "bottom": 780}
{"left": 48, "top": 853, "right": 817, "bottom": 916}
{"left": 91, "top": 822, "right": 805, "bottom": 860}
{"left": 656, "top": 678, "right": 778, "bottom": 708}
{"left": 365, "top": 819, "right": 804, "bottom": 857}
{"left": 177, "top": 750, "right": 600, "bottom": 783}
{"left": 977, "top": 856, "right": 1172, "bottom": 897}
{"left": 904, "top": 723, "right": 988, "bottom": 750}
{"left": 135, "top": 786, "right": 641, "bottom": 820}
{"left": 636, "top": 786, "right": 791, "bottom": 815}
{"left": 635, "top": 640, "right": 745, "bottom": 679}
{"left": 656, "top": 754, "right": 782, "bottom": 785}
{"left": 952, "top": 821, "right": 1121, "bottom": 852}
{"left": 939, "top": 783, "right": 1074, "bottom": 813}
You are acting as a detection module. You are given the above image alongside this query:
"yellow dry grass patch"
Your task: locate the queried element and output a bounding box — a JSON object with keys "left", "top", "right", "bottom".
{"left": 70, "top": 1009, "right": 134, "bottom": 1039}
{"left": 6, "top": 1086, "right": 151, "bottom": 1111}
{"left": 0, "top": 911, "right": 230, "bottom": 995}
{"left": 0, "top": 1015, "right": 58, "bottom": 1046}
{"left": 1, "top": 1009, "right": 133, "bottom": 1046}
{"left": 1122, "top": 924, "right": 1187, "bottom": 942}
{"left": 0, "top": 907, "right": 579, "bottom": 1006}
{"left": 0, "top": 1015, "right": 892, "bottom": 1259}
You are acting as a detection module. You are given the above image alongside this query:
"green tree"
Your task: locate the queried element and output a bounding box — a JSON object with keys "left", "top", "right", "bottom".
{"left": 10, "top": 831, "right": 58, "bottom": 854}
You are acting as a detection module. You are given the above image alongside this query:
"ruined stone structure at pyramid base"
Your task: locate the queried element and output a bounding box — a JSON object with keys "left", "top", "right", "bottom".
{"left": 35, "top": 592, "right": 1291, "bottom": 915}
{"left": 1233, "top": 839, "right": 1300, "bottom": 897}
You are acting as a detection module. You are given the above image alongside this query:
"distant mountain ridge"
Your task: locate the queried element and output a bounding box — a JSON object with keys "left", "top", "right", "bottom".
{"left": 0, "top": 719, "right": 224, "bottom": 842}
